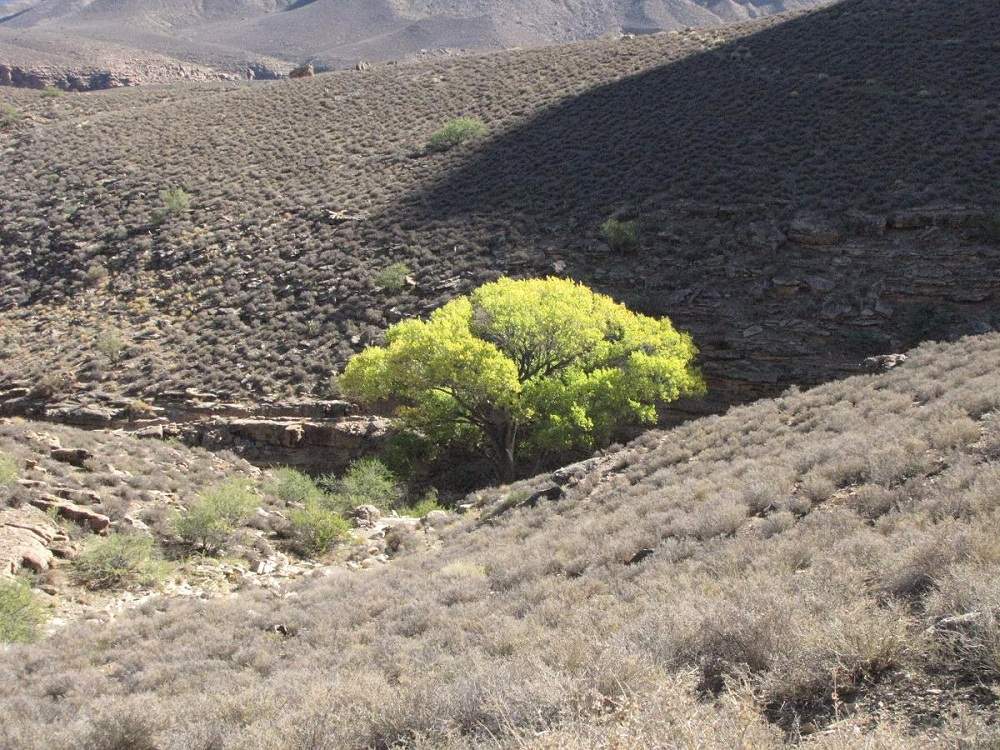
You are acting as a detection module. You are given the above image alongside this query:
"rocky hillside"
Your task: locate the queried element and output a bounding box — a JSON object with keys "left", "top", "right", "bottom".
{"left": 2, "top": 331, "right": 999, "bottom": 747}
{"left": 0, "top": 0, "right": 829, "bottom": 88}
{"left": 0, "top": 414, "right": 442, "bottom": 632}
{"left": 1, "top": 0, "right": 997, "bottom": 469}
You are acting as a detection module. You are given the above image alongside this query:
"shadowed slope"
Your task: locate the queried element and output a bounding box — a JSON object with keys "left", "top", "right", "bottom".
{"left": 0, "top": 0, "right": 997, "bottom": 427}
{"left": 415, "top": 0, "right": 1000, "bottom": 219}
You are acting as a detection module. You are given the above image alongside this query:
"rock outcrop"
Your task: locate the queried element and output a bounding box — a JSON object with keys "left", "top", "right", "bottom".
{"left": 0, "top": 506, "right": 66, "bottom": 575}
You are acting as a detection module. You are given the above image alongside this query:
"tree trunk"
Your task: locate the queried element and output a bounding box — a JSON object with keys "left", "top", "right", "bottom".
{"left": 486, "top": 416, "right": 518, "bottom": 484}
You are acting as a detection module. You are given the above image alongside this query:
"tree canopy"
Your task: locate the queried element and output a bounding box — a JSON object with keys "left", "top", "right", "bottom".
{"left": 341, "top": 277, "right": 704, "bottom": 481}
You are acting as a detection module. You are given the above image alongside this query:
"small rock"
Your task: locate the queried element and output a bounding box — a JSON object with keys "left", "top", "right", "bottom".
{"left": 626, "top": 548, "right": 655, "bottom": 565}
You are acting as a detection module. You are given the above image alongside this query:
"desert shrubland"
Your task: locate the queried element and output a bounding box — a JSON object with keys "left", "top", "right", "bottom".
{"left": 1, "top": 333, "right": 999, "bottom": 747}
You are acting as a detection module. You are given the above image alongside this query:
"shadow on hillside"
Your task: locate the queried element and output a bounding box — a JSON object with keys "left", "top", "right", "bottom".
{"left": 406, "top": 0, "right": 999, "bottom": 224}
{"left": 394, "top": 0, "right": 1000, "bottom": 417}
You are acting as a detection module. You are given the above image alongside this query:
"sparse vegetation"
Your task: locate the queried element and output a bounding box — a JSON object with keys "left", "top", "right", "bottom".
{"left": 374, "top": 262, "right": 411, "bottom": 292}
{"left": 0, "top": 3, "right": 999, "bottom": 746}
{"left": 71, "top": 534, "right": 165, "bottom": 590}
{"left": 427, "top": 117, "right": 487, "bottom": 152}
{"left": 0, "top": 451, "right": 16, "bottom": 487}
{"left": 95, "top": 328, "right": 127, "bottom": 363}
{"left": 342, "top": 277, "right": 704, "bottom": 480}
{"left": 84, "top": 261, "right": 108, "bottom": 287}
{"left": 600, "top": 217, "right": 640, "bottom": 253}
{"left": 40, "top": 87, "right": 62, "bottom": 99}
{"left": 0, "top": 578, "right": 46, "bottom": 644}
{"left": 0, "top": 0, "right": 995, "bottom": 410}
{"left": 0, "top": 104, "right": 21, "bottom": 130}
{"left": 1, "top": 334, "right": 999, "bottom": 746}
{"left": 158, "top": 186, "right": 191, "bottom": 215}
{"left": 172, "top": 478, "right": 258, "bottom": 553}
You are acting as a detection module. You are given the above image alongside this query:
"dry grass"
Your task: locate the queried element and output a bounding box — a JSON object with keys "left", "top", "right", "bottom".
{"left": 1, "top": 332, "right": 999, "bottom": 747}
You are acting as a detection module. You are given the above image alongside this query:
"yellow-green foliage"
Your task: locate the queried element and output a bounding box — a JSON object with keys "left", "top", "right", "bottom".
{"left": 159, "top": 187, "right": 191, "bottom": 214}
{"left": 0, "top": 452, "right": 17, "bottom": 487}
{"left": 0, "top": 104, "right": 20, "bottom": 130}
{"left": 288, "top": 503, "right": 351, "bottom": 556}
{"left": 333, "top": 458, "right": 400, "bottom": 510}
{"left": 342, "top": 277, "right": 704, "bottom": 480}
{"left": 375, "top": 262, "right": 411, "bottom": 292}
{"left": 427, "top": 117, "right": 487, "bottom": 152}
{"left": 270, "top": 467, "right": 324, "bottom": 505}
{"left": 72, "top": 534, "right": 165, "bottom": 591}
{"left": 0, "top": 578, "right": 46, "bottom": 644}
{"left": 173, "top": 479, "right": 258, "bottom": 553}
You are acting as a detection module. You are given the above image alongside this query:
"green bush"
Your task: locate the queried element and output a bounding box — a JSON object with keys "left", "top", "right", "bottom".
{"left": 159, "top": 187, "right": 191, "bottom": 215}
{"left": 269, "top": 467, "right": 323, "bottom": 505}
{"left": 375, "top": 262, "right": 411, "bottom": 293}
{"left": 600, "top": 218, "right": 640, "bottom": 253}
{"left": 400, "top": 489, "right": 444, "bottom": 518}
{"left": 0, "top": 104, "right": 21, "bottom": 131}
{"left": 40, "top": 87, "right": 63, "bottom": 99}
{"left": 72, "top": 534, "right": 165, "bottom": 590}
{"left": 174, "top": 479, "right": 258, "bottom": 553}
{"left": 329, "top": 458, "right": 401, "bottom": 510}
{"left": 0, "top": 452, "right": 17, "bottom": 487}
{"left": 0, "top": 578, "right": 46, "bottom": 644}
{"left": 288, "top": 503, "right": 351, "bottom": 556}
{"left": 427, "top": 117, "right": 487, "bottom": 152}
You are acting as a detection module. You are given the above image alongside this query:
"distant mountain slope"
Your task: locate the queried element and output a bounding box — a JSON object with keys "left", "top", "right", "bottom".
{"left": 0, "top": 0, "right": 831, "bottom": 84}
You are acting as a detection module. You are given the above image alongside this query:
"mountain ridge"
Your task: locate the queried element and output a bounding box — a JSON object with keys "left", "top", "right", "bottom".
{"left": 0, "top": 0, "right": 830, "bottom": 87}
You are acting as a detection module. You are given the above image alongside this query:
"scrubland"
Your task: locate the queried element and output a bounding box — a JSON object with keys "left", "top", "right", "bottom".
{"left": 1, "top": 0, "right": 996, "bottom": 409}
{"left": 1, "top": 332, "right": 999, "bottom": 747}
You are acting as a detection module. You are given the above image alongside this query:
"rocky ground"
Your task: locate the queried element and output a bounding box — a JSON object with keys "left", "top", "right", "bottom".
{"left": 0, "top": 417, "right": 448, "bottom": 630}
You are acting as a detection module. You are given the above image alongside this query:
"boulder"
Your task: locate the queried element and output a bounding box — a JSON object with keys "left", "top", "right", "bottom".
{"left": 864, "top": 353, "right": 908, "bottom": 372}
{"left": 28, "top": 495, "right": 110, "bottom": 533}
{"left": 50, "top": 447, "right": 94, "bottom": 467}
{"left": 787, "top": 213, "right": 842, "bottom": 245}
{"left": 352, "top": 505, "right": 382, "bottom": 528}
{"left": 0, "top": 507, "right": 66, "bottom": 575}
{"left": 289, "top": 63, "right": 315, "bottom": 79}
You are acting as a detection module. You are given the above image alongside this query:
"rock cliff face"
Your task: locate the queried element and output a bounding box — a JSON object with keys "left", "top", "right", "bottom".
{"left": 0, "top": 387, "right": 391, "bottom": 472}
{"left": 0, "top": 61, "right": 238, "bottom": 90}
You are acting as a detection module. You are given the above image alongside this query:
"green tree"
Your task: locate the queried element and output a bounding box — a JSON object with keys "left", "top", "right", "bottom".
{"left": 341, "top": 277, "right": 704, "bottom": 482}
{"left": 0, "top": 578, "right": 46, "bottom": 644}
